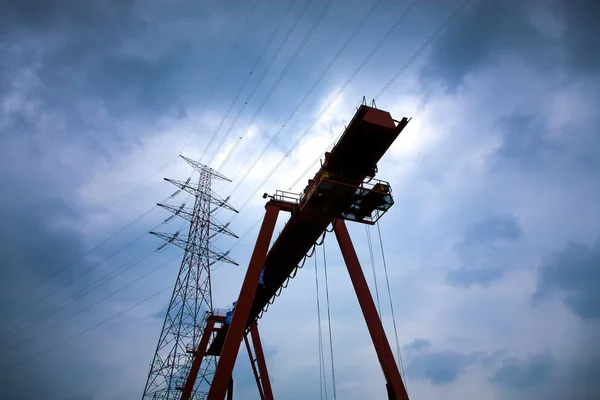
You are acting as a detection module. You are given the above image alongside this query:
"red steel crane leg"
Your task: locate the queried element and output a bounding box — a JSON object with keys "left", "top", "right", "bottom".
{"left": 180, "top": 316, "right": 218, "bottom": 400}
{"left": 249, "top": 323, "right": 274, "bottom": 399}
{"left": 227, "top": 377, "right": 233, "bottom": 400}
{"left": 207, "top": 204, "right": 281, "bottom": 400}
{"left": 333, "top": 219, "right": 409, "bottom": 400}
{"left": 243, "top": 323, "right": 274, "bottom": 400}
{"left": 244, "top": 333, "right": 266, "bottom": 399}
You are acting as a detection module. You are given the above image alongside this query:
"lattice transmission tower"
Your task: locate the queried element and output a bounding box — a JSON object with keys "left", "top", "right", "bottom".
{"left": 142, "top": 156, "right": 238, "bottom": 400}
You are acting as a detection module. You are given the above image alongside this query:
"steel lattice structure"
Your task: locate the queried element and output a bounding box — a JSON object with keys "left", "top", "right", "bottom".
{"left": 142, "top": 156, "right": 238, "bottom": 400}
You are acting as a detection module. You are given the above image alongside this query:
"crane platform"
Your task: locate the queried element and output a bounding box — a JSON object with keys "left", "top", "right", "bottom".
{"left": 207, "top": 105, "right": 409, "bottom": 356}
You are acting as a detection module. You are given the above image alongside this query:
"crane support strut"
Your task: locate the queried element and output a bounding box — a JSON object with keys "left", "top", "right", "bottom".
{"left": 333, "top": 218, "right": 409, "bottom": 400}
{"left": 207, "top": 204, "right": 281, "bottom": 399}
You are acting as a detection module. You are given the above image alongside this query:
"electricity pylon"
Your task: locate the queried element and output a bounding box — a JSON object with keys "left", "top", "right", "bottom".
{"left": 142, "top": 156, "right": 238, "bottom": 399}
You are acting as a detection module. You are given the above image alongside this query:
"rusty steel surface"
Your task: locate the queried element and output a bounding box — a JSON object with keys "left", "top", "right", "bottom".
{"left": 207, "top": 204, "right": 281, "bottom": 400}
{"left": 333, "top": 219, "right": 409, "bottom": 400}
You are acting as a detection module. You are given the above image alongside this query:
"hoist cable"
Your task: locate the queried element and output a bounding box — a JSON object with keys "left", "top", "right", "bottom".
{"left": 376, "top": 221, "right": 407, "bottom": 390}
{"left": 322, "top": 242, "right": 337, "bottom": 399}
{"left": 365, "top": 225, "right": 383, "bottom": 317}
{"left": 314, "top": 254, "right": 328, "bottom": 400}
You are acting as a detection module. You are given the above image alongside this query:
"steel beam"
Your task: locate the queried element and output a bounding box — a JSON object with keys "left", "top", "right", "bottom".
{"left": 180, "top": 316, "right": 219, "bottom": 400}
{"left": 227, "top": 377, "right": 233, "bottom": 400}
{"left": 249, "top": 323, "right": 274, "bottom": 400}
{"left": 244, "top": 333, "right": 265, "bottom": 399}
{"left": 333, "top": 219, "right": 409, "bottom": 400}
{"left": 207, "top": 204, "right": 281, "bottom": 399}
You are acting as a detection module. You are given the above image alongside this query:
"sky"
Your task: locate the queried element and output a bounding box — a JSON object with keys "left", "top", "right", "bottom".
{"left": 1, "top": 0, "right": 599, "bottom": 399}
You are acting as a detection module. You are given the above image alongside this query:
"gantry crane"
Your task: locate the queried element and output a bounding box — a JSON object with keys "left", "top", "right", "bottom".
{"left": 181, "top": 102, "right": 411, "bottom": 400}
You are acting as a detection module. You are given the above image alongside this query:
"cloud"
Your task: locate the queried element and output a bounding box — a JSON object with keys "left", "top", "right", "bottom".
{"left": 406, "top": 349, "right": 479, "bottom": 385}
{"left": 446, "top": 214, "right": 522, "bottom": 287}
{"left": 491, "top": 351, "right": 555, "bottom": 390}
{"left": 494, "top": 113, "right": 553, "bottom": 165}
{"left": 553, "top": 0, "right": 600, "bottom": 75}
{"left": 404, "top": 338, "right": 431, "bottom": 354}
{"left": 446, "top": 267, "right": 505, "bottom": 288}
{"left": 461, "top": 214, "right": 522, "bottom": 246}
{"left": 533, "top": 239, "right": 600, "bottom": 320}
{"left": 421, "top": 0, "right": 600, "bottom": 91}
{"left": 420, "top": 0, "right": 549, "bottom": 90}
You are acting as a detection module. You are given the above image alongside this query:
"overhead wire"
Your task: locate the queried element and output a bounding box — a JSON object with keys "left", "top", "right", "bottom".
{"left": 7, "top": 245, "right": 158, "bottom": 339}
{"left": 224, "top": 0, "right": 422, "bottom": 214}
{"left": 3, "top": 283, "right": 174, "bottom": 372}
{"left": 7, "top": 195, "right": 257, "bottom": 364}
{"left": 5, "top": 0, "right": 474, "bottom": 383}
{"left": 0, "top": 203, "right": 159, "bottom": 312}
{"left": 225, "top": 0, "right": 376, "bottom": 192}
{"left": 200, "top": 0, "right": 296, "bottom": 164}
{"left": 3, "top": 229, "right": 151, "bottom": 325}
{"left": 374, "top": 0, "right": 472, "bottom": 101}
{"left": 0, "top": 0, "right": 262, "bottom": 314}
{"left": 1, "top": 254, "right": 180, "bottom": 355}
{"left": 290, "top": 0, "right": 471, "bottom": 192}
{"left": 211, "top": 0, "right": 337, "bottom": 169}
{"left": 180, "top": 0, "right": 261, "bottom": 157}
{"left": 2, "top": 189, "right": 186, "bottom": 335}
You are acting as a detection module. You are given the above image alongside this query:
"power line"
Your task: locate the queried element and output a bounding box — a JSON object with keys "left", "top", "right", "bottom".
{"left": 225, "top": 0, "right": 422, "bottom": 213}
{"left": 179, "top": 0, "right": 262, "bottom": 157}
{"left": 0, "top": 203, "right": 159, "bottom": 312}
{"left": 201, "top": 0, "right": 299, "bottom": 165}
{"left": 3, "top": 228, "right": 153, "bottom": 326}
{"left": 226, "top": 0, "right": 377, "bottom": 193}
{"left": 2, "top": 255, "right": 180, "bottom": 355}
{"left": 374, "top": 0, "right": 472, "bottom": 101}
{"left": 289, "top": 0, "right": 470, "bottom": 192}
{"left": 214, "top": 0, "right": 337, "bottom": 171}
{"left": 0, "top": 1, "right": 265, "bottom": 316}
{"left": 7, "top": 246, "right": 158, "bottom": 339}
{"left": 4, "top": 283, "right": 174, "bottom": 372}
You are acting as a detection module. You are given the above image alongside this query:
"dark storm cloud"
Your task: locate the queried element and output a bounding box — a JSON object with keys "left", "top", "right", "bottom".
{"left": 0, "top": 0, "right": 270, "bottom": 147}
{"left": 553, "top": 0, "right": 600, "bottom": 75}
{"left": 403, "top": 338, "right": 431, "bottom": 354}
{"left": 446, "top": 266, "right": 505, "bottom": 288}
{"left": 406, "top": 350, "right": 479, "bottom": 385}
{"left": 421, "top": 0, "right": 599, "bottom": 90}
{"left": 494, "top": 113, "right": 553, "bottom": 164}
{"left": 533, "top": 239, "right": 600, "bottom": 320}
{"left": 420, "top": 0, "right": 548, "bottom": 89}
{"left": 491, "top": 351, "right": 555, "bottom": 390}
{"left": 460, "top": 214, "right": 521, "bottom": 246}
{"left": 446, "top": 214, "right": 522, "bottom": 287}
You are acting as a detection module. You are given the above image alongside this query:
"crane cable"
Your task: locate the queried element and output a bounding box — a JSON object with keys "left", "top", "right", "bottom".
{"left": 376, "top": 221, "right": 408, "bottom": 390}
{"left": 322, "top": 240, "right": 337, "bottom": 400}
{"left": 314, "top": 251, "right": 329, "bottom": 400}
